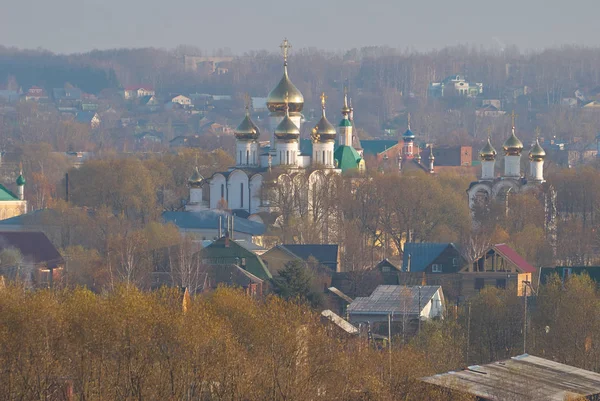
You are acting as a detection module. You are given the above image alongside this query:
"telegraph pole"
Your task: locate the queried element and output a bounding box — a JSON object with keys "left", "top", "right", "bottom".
{"left": 523, "top": 280, "right": 528, "bottom": 354}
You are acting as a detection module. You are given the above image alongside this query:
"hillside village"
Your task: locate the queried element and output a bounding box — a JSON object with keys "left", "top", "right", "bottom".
{"left": 3, "top": 40, "right": 600, "bottom": 399}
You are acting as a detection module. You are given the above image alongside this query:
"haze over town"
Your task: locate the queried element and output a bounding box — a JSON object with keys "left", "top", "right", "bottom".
{"left": 2, "top": 0, "right": 600, "bottom": 53}
{"left": 2, "top": 2, "right": 600, "bottom": 400}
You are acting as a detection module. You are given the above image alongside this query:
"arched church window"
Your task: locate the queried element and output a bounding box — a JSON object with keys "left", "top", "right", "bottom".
{"left": 246, "top": 150, "right": 249, "bottom": 165}
{"left": 240, "top": 183, "right": 244, "bottom": 208}
{"left": 221, "top": 184, "right": 225, "bottom": 199}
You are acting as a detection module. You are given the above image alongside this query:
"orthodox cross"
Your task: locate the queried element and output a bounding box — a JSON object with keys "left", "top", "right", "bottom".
{"left": 320, "top": 92, "right": 327, "bottom": 109}
{"left": 280, "top": 39, "right": 291, "bottom": 64}
{"left": 511, "top": 110, "right": 518, "bottom": 127}
{"left": 244, "top": 93, "right": 251, "bottom": 113}
{"left": 407, "top": 112, "right": 411, "bottom": 130}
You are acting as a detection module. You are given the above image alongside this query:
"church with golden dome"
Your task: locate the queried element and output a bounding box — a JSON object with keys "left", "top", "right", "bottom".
{"left": 185, "top": 39, "right": 365, "bottom": 222}
{"left": 467, "top": 113, "right": 547, "bottom": 210}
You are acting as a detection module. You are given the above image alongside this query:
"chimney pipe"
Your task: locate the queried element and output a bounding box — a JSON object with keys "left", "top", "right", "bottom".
{"left": 407, "top": 254, "right": 411, "bottom": 272}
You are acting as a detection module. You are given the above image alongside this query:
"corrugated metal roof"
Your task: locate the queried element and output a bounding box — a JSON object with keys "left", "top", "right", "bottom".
{"left": 421, "top": 354, "right": 600, "bottom": 400}
{"left": 402, "top": 243, "right": 454, "bottom": 272}
{"left": 321, "top": 310, "right": 359, "bottom": 335}
{"left": 327, "top": 287, "right": 353, "bottom": 304}
{"left": 347, "top": 285, "right": 440, "bottom": 315}
{"left": 0, "top": 231, "right": 64, "bottom": 268}
{"left": 494, "top": 244, "right": 536, "bottom": 273}
{"left": 162, "top": 211, "right": 265, "bottom": 236}
{"left": 360, "top": 140, "right": 399, "bottom": 157}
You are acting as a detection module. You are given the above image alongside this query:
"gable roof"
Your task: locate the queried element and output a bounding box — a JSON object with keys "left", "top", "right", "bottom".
{"left": 347, "top": 285, "right": 441, "bottom": 315}
{"left": 202, "top": 236, "right": 271, "bottom": 280}
{"left": 0, "top": 231, "right": 64, "bottom": 268}
{"left": 0, "top": 184, "right": 19, "bottom": 201}
{"left": 375, "top": 258, "right": 400, "bottom": 271}
{"left": 75, "top": 111, "right": 98, "bottom": 124}
{"left": 279, "top": 244, "right": 338, "bottom": 271}
{"left": 162, "top": 210, "right": 265, "bottom": 236}
{"left": 493, "top": 244, "right": 536, "bottom": 273}
{"left": 327, "top": 286, "right": 353, "bottom": 304}
{"left": 360, "top": 140, "right": 400, "bottom": 157}
{"left": 402, "top": 243, "right": 456, "bottom": 272}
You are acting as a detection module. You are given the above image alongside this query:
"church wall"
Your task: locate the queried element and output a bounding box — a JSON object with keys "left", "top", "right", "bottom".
{"left": 210, "top": 174, "right": 227, "bottom": 209}
{"left": 227, "top": 171, "right": 250, "bottom": 212}
{"left": 249, "top": 174, "right": 263, "bottom": 214}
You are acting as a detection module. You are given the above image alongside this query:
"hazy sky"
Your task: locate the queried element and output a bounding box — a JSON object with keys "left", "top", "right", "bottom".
{"left": 1, "top": 0, "right": 598, "bottom": 54}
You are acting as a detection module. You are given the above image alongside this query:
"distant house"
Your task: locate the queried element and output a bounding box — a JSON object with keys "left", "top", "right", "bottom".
{"left": 201, "top": 263, "right": 264, "bottom": 296}
{"left": 53, "top": 87, "right": 82, "bottom": 102}
{"left": 421, "top": 354, "right": 600, "bottom": 401}
{"left": 476, "top": 103, "right": 506, "bottom": 117}
{"left": 261, "top": 244, "right": 340, "bottom": 275}
{"left": 360, "top": 140, "right": 401, "bottom": 161}
{"left": 134, "top": 131, "right": 164, "bottom": 144}
{"left": 540, "top": 266, "right": 600, "bottom": 286}
{"left": 24, "top": 86, "right": 48, "bottom": 102}
{"left": 420, "top": 146, "right": 472, "bottom": 167}
{"left": 402, "top": 243, "right": 463, "bottom": 274}
{"left": 170, "top": 95, "right": 192, "bottom": 107}
{"left": 123, "top": 86, "right": 155, "bottom": 100}
{"left": 170, "top": 135, "right": 203, "bottom": 148}
{"left": 0, "top": 231, "right": 64, "bottom": 288}
{"left": 460, "top": 243, "right": 535, "bottom": 297}
{"left": 198, "top": 235, "right": 272, "bottom": 281}
{"left": 429, "top": 75, "right": 483, "bottom": 98}
{"left": 374, "top": 258, "right": 401, "bottom": 273}
{"left": 75, "top": 111, "right": 101, "bottom": 128}
{"left": 0, "top": 90, "right": 20, "bottom": 103}
{"left": 162, "top": 210, "right": 265, "bottom": 243}
{"left": 347, "top": 285, "right": 445, "bottom": 333}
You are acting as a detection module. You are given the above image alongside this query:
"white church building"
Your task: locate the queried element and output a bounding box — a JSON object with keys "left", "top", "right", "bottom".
{"left": 185, "top": 39, "right": 365, "bottom": 222}
{"left": 467, "top": 115, "right": 547, "bottom": 209}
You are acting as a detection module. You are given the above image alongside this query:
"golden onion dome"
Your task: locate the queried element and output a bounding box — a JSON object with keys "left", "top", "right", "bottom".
{"left": 188, "top": 167, "right": 204, "bottom": 188}
{"left": 267, "top": 64, "right": 304, "bottom": 113}
{"left": 503, "top": 127, "right": 524, "bottom": 155}
{"left": 312, "top": 93, "right": 337, "bottom": 143}
{"left": 529, "top": 138, "right": 546, "bottom": 161}
{"left": 274, "top": 105, "right": 300, "bottom": 141}
{"left": 480, "top": 137, "right": 497, "bottom": 161}
{"left": 234, "top": 111, "right": 260, "bottom": 141}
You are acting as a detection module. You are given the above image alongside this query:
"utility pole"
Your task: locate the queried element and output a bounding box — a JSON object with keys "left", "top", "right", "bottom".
{"left": 418, "top": 286, "right": 422, "bottom": 335}
{"left": 466, "top": 302, "right": 471, "bottom": 364}
{"left": 388, "top": 313, "right": 392, "bottom": 383}
{"left": 523, "top": 280, "right": 528, "bottom": 354}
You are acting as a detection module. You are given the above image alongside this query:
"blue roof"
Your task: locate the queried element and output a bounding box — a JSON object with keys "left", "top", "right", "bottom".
{"left": 162, "top": 210, "right": 265, "bottom": 236}
{"left": 75, "top": 111, "right": 97, "bottom": 123}
{"left": 402, "top": 243, "right": 455, "bottom": 272}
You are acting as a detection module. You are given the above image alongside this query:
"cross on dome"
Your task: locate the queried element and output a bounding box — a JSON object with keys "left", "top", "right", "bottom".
{"left": 280, "top": 38, "right": 292, "bottom": 65}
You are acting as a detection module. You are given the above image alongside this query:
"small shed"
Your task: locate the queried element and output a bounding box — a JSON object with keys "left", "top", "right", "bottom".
{"left": 420, "top": 354, "right": 600, "bottom": 400}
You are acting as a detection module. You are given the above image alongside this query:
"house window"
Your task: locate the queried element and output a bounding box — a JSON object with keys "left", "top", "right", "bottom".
{"left": 562, "top": 268, "right": 572, "bottom": 281}
{"left": 240, "top": 183, "right": 244, "bottom": 208}
{"left": 382, "top": 266, "right": 390, "bottom": 273}
{"left": 452, "top": 258, "right": 458, "bottom": 266}
{"left": 431, "top": 264, "right": 442, "bottom": 273}
{"left": 496, "top": 279, "right": 506, "bottom": 289}
{"left": 474, "top": 278, "right": 485, "bottom": 291}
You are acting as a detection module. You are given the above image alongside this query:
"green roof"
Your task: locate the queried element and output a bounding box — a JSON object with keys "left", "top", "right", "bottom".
{"left": 334, "top": 145, "right": 362, "bottom": 172}
{"left": 339, "top": 119, "right": 352, "bottom": 127}
{"left": 360, "top": 140, "right": 399, "bottom": 157}
{"left": 0, "top": 184, "right": 19, "bottom": 201}
{"left": 16, "top": 175, "right": 25, "bottom": 186}
{"left": 201, "top": 237, "right": 272, "bottom": 280}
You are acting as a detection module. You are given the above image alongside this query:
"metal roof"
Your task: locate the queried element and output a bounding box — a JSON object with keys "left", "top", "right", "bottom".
{"left": 280, "top": 244, "right": 338, "bottom": 271}
{"left": 321, "top": 310, "right": 359, "bottom": 335}
{"left": 493, "top": 244, "right": 536, "bottom": 273}
{"left": 162, "top": 211, "right": 265, "bottom": 236}
{"left": 402, "top": 243, "right": 456, "bottom": 272}
{"left": 347, "top": 285, "right": 440, "bottom": 315}
{"left": 421, "top": 354, "right": 600, "bottom": 401}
